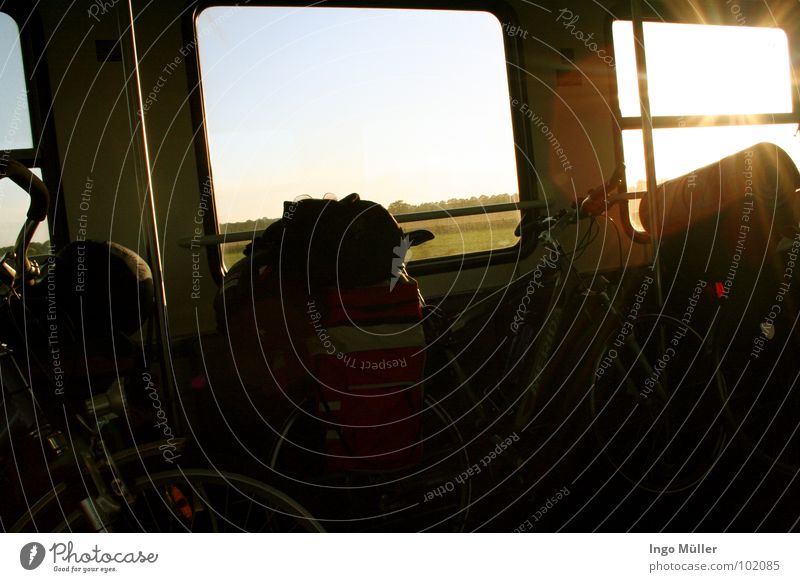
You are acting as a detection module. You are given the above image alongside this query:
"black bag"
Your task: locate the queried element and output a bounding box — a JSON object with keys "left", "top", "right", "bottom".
{"left": 217, "top": 193, "right": 431, "bottom": 327}
{"left": 255, "top": 193, "right": 406, "bottom": 288}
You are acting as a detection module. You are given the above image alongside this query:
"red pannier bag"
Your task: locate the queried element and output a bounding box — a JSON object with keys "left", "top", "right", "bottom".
{"left": 308, "top": 278, "right": 426, "bottom": 471}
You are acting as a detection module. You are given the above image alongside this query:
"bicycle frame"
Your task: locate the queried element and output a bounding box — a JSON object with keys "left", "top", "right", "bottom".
{"left": 506, "top": 211, "right": 587, "bottom": 431}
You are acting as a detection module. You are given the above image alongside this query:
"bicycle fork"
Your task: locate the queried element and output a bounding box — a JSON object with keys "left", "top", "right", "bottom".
{"left": 594, "top": 287, "right": 668, "bottom": 403}
{"left": 512, "top": 304, "right": 564, "bottom": 432}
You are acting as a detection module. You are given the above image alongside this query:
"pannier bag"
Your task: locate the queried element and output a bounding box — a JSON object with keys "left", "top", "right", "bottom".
{"left": 215, "top": 194, "right": 431, "bottom": 470}
{"left": 638, "top": 142, "right": 800, "bottom": 339}
{"left": 248, "top": 192, "right": 406, "bottom": 291}
{"left": 308, "top": 278, "right": 426, "bottom": 471}
{"left": 638, "top": 142, "right": 799, "bottom": 243}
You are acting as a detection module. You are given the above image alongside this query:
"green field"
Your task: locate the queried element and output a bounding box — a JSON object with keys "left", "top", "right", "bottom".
{"left": 400, "top": 211, "right": 519, "bottom": 260}
{"left": 222, "top": 241, "right": 250, "bottom": 268}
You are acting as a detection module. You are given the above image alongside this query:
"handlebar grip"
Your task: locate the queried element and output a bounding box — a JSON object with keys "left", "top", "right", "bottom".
{"left": 0, "top": 158, "right": 50, "bottom": 222}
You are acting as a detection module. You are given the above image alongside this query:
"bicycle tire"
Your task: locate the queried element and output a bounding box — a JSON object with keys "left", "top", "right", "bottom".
{"left": 717, "top": 319, "right": 800, "bottom": 473}
{"left": 11, "top": 468, "right": 324, "bottom": 533}
{"left": 588, "top": 313, "right": 727, "bottom": 493}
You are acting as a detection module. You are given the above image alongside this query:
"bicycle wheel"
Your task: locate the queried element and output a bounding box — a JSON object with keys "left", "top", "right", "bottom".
{"left": 270, "top": 395, "right": 471, "bottom": 532}
{"left": 12, "top": 468, "right": 324, "bottom": 533}
{"left": 718, "top": 316, "right": 800, "bottom": 473}
{"left": 589, "top": 313, "right": 727, "bottom": 493}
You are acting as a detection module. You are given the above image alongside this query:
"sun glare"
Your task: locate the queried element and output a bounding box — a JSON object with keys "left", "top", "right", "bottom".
{"left": 613, "top": 20, "right": 798, "bottom": 232}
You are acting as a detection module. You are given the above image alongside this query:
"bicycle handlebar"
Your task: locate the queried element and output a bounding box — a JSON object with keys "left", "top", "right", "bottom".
{"left": 0, "top": 158, "right": 50, "bottom": 280}
{"left": 578, "top": 164, "right": 625, "bottom": 218}
{"left": 0, "top": 158, "right": 50, "bottom": 222}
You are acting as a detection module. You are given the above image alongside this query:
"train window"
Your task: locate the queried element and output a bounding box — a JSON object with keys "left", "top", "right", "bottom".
{"left": 195, "top": 6, "right": 520, "bottom": 266}
{"left": 0, "top": 12, "right": 33, "bottom": 150}
{"left": 612, "top": 21, "right": 799, "bottom": 232}
{"left": 0, "top": 12, "right": 48, "bottom": 254}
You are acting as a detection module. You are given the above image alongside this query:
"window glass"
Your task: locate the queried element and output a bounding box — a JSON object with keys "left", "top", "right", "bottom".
{"left": 613, "top": 21, "right": 792, "bottom": 118}
{"left": 196, "top": 6, "right": 520, "bottom": 265}
{"left": 0, "top": 12, "right": 33, "bottom": 150}
{"left": 0, "top": 168, "right": 51, "bottom": 251}
{"left": 622, "top": 124, "right": 800, "bottom": 190}
{"left": 0, "top": 13, "right": 46, "bottom": 252}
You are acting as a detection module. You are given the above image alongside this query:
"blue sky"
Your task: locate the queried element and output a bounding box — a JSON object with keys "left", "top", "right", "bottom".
{"left": 196, "top": 6, "right": 520, "bottom": 223}
{"left": 0, "top": 13, "right": 31, "bottom": 150}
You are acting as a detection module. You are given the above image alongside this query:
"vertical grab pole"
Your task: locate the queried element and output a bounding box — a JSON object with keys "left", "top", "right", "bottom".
{"left": 631, "top": 0, "right": 664, "bottom": 310}
{"left": 124, "top": 1, "right": 180, "bottom": 434}
{"left": 631, "top": 1, "right": 670, "bottom": 393}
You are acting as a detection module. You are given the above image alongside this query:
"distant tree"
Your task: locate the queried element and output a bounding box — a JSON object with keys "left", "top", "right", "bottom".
{"left": 386, "top": 193, "right": 517, "bottom": 215}
{"left": 387, "top": 200, "right": 413, "bottom": 215}
{"left": 218, "top": 217, "right": 276, "bottom": 234}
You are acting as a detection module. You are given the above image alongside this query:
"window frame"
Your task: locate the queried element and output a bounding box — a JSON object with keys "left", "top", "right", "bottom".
{"left": 184, "top": 0, "right": 539, "bottom": 281}
{"left": 0, "top": 2, "right": 66, "bottom": 251}
{"left": 606, "top": 2, "right": 800, "bottom": 242}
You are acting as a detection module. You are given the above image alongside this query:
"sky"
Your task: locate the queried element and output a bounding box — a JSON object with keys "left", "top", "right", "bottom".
{"left": 196, "top": 6, "right": 521, "bottom": 224}
{"left": 0, "top": 12, "right": 46, "bottom": 247}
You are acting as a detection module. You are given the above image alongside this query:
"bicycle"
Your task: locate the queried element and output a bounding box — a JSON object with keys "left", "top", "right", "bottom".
{"left": 712, "top": 230, "right": 800, "bottom": 475}
{"left": 430, "top": 167, "right": 729, "bottom": 495}
{"left": 0, "top": 158, "right": 324, "bottom": 532}
{"left": 628, "top": 143, "right": 800, "bottom": 480}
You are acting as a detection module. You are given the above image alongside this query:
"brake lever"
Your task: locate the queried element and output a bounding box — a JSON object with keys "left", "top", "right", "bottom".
{"left": 578, "top": 164, "right": 626, "bottom": 218}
